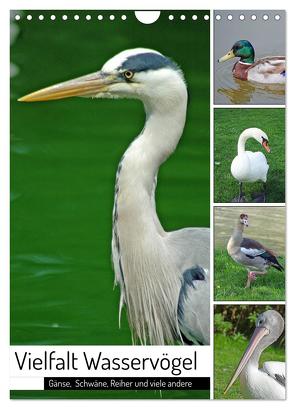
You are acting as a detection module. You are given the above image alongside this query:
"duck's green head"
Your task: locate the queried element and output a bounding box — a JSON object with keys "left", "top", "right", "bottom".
{"left": 218, "top": 40, "right": 255, "bottom": 64}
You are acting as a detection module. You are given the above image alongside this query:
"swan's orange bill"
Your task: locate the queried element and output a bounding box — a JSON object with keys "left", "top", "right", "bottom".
{"left": 262, "top": 141, "right": 271, "bottom": 153}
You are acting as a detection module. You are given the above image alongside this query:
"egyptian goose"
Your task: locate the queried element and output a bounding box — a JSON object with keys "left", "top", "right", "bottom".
{"left": 227, "top": 214, "right": 283, "bottom": 288}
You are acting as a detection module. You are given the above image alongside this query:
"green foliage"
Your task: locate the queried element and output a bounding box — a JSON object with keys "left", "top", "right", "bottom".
{"left": 247, "top": 311, "right": 258, "bottom": 325}
{"left": 231, "top": 332, "right": 246, "bottom": 341}
{"left": 214, "top": 313, "right": 233, "bottom": 335}
{"left": 214, "top": 305, "right": 285, "bottom": 344}
{"left": 214, "top": 249, "right": 285, "bottom": 301}
{"left": 214, "top": 108, "right": 285, "bottom": 203}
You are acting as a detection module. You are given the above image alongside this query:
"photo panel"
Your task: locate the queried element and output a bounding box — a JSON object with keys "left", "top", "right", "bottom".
{"left": 10, "top": 10, "right": 210, "bottom": 399}
{"left": 214, "top": 206, "right": 285, "bottom": 301}
{"left": 214, "top": 10, "right": 286, "bottom": 105}
{"left": 214, "top": 108, "right": 285, "bottom": 204}
{"left": 214, "top": 304, "right": 285, "bottom": 399}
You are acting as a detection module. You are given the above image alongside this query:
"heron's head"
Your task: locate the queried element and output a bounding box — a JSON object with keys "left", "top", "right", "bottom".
{"left": 218, "top": 40, "right": 255, "bottom": 64}
{"left": 18, "top": 48, "right": 187, "bottom": 107}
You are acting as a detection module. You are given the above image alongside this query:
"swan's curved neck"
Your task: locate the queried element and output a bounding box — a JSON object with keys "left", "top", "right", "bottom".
{"left": 238, "top": 131, "right": 251, "bottom": 155}
{"left": 237, "top": 129, "right": 263, "bottom": 155}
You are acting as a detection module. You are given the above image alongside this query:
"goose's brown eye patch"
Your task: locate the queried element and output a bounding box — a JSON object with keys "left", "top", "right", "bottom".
{"left": 124, "top": 70, "right": 134, "bottom": 80}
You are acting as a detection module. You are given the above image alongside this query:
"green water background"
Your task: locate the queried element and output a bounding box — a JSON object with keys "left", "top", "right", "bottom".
{"left": 11, "top": 10, "right": 210, "bottom": 399}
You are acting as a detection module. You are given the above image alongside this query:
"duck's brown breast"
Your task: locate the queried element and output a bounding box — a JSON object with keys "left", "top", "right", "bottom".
{"left": 232, "top": 62, "right": 251, "bottom": 81}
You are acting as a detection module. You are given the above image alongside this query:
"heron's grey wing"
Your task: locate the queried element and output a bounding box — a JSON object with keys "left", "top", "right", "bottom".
{"left": 177, "top": 266, "right": 210, "bottom": 345}
{"left": 112, "top": 226, "right": 126, "bottom": 327}
{"left": 263, "top": 362, "right": 286, "bottom": 387}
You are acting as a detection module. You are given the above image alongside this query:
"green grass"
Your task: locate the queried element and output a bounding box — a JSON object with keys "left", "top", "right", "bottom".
{"left": 214, "top": 108, "right": 285, "bottom": 203}
{"left": 214, "top": 333, "right": 285, "bottom": 399}
{"left": 214, "top": 249, "right": 285, "bottom": 301}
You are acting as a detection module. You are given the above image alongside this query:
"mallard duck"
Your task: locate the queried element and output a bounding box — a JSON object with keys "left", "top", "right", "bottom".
{"left": 231, "top": 128, "right": 270, "bottom": 203}
{"left": 227, "top": 214, "right": 284, "bottom": 288}
{"left": 218, "top": 40, "right": 285, "bottom": 84}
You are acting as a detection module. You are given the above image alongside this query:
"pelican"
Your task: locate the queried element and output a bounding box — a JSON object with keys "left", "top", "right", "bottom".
{"left": 224, "top": 310, "right": 285, "bottom": 399}
{"left": 19, "top": 48, "right": 210, "bottom": 345}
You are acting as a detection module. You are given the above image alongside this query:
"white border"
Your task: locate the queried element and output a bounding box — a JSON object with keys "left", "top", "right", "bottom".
{"left": 209, "top": 8, "right": 214, "bottom": 401}
{"left": 2, "top": 1, "right": 295, "bottom": 408}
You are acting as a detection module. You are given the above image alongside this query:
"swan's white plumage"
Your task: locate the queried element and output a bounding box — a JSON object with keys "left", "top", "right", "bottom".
{"left": 231, "top": 128, "right": 269, "bottom": 184}
{"left": 231, "top": 151, "right": 268, "bottom": 182}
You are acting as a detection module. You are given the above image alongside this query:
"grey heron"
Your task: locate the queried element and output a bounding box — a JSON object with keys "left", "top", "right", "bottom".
{"left": 224, "top": 310, "right": 285, "bottom": 399}
{"left": 19, "top": 48, "right": 210, "bottom": 345}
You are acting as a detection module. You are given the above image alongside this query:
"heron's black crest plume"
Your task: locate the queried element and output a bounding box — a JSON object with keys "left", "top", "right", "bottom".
{"left": 120, "top": 52, "right": 180, "bottom": 74}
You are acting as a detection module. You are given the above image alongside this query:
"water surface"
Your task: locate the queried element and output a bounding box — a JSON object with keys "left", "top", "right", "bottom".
{"left": 214, "top": 206, "right": 285, "bottom": 254}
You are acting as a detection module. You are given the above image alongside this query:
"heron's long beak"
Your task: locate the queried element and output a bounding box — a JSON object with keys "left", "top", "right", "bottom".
{"left": 218, "top": 49, "right": 235, "bottom": 63}
{"left": 224, "top": 326, "right": 269, "bottom": 394}
{"left": 262, "top": 140, "right": 271, "bottom": 153}
{"left": 18, "top": 71, "right": 117, "bottom": 102}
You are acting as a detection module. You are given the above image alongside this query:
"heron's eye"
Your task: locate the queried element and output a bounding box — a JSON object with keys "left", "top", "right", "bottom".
{"left": 124, "top": 70, "right": 134, "bottom": 80}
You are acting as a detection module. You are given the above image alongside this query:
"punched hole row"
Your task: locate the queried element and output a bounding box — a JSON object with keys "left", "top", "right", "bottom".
{"left": 215, "top": 14, "right": 281, "bottom": 21}
{"left": 14, "top": 14, "right": 127, "bottom": 21}
{"left": 169, "top": 15, "right": 209, "bottom": 21}
{"left": 14, "top": 13, "right": 210, "bottom": 22}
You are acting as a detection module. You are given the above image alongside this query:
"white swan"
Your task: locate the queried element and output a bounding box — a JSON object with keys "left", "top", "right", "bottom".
{"left": 231, "top": 128, "right": 270, "bottom": 202}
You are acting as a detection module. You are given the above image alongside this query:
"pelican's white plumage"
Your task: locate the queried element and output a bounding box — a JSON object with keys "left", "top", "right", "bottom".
{"left": 240, "top": 360, "right": 285, "bottom": 399}
{"left": 231, "top": 128, "right": 270, "bottom": 183}
{"left": 19, "top": 48, "right": 210, "bottom": 346}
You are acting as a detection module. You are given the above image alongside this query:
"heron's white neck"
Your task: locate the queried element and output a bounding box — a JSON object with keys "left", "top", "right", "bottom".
{"left": 116, "top": 86, "right": 187, "bottom": 235}
{"left": 113, "top": 82, "right": 188, "bottom": 344}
